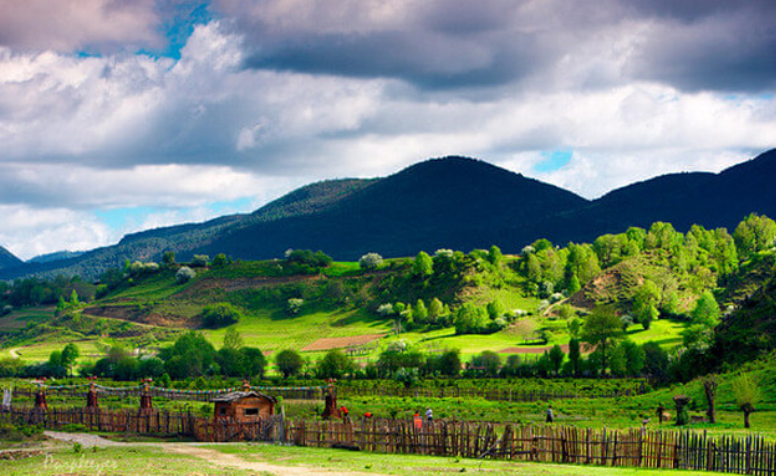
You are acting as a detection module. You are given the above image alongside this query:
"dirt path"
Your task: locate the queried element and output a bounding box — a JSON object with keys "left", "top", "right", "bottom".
{"left": 165, "top": 444, "right": 387, "bottom": 476}
{"left": 43, "top": 431, "right": 125, "bottom": 447}
{"left": 9, "top": 348, "right": 19, "bottom": 359}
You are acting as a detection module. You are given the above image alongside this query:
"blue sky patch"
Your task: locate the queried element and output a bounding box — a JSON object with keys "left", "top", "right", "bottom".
{"left": 534, "top": 149, "right": 573, "bottom": 173}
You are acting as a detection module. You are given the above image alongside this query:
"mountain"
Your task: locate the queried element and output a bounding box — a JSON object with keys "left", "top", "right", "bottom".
{"left": 3, "top": 149, "right": 776, "bottom": 281}
{"left": 0, "top": 245, "right": 22, "bottom": 270}
{"left": 201, "top": 157, "right": 589, "bottom": 260}
{"left": 27, "top": 250, "right": 86, "bottom": 264}
{"left": 558, "top": 148, "right": 776, "bottom": 240}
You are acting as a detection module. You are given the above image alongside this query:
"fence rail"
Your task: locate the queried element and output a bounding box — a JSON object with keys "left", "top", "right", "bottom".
{"left": 4, "top": 406, "right": 776, "bottom": 475}
{"left": 0, "top": 406, "right": 196, "bottom": 436}
{"left": 10, "top": 386, "right": 325, "bottom": 402}
{"left": 337, "top": 386, "right": 641, "bottom": 402}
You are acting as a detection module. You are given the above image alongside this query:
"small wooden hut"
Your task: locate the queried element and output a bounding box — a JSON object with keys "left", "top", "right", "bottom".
{"left": 212, "top": 390, "right": 276, "bottom": 422}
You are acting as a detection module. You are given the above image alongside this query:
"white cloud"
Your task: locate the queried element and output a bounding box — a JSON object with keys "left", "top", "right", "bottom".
{"left": 0, "top": 7, "right": 775, "bottom": 257}
{"left": 0, "top": 205, "right": 112, "bottom": 260}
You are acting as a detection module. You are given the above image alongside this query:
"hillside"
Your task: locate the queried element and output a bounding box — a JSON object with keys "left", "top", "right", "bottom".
{"left": 202, "top": 157, "right": 589, "bottom": 260}
{"left": 27, "top": 250, "right": 85, "bottom": 264}
{"left": 561, "top": 148, "right": 776, "bottom": 240}
{"left": 3, "top": 149, "right": 776, "bottom": 281}
{"left": 0, "top": 245, "right": 22, "bottom": 270}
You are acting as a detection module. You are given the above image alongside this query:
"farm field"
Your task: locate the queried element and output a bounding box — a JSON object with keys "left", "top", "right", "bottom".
{"left": 0, "top": 439, "right": 733, "bottom": 476}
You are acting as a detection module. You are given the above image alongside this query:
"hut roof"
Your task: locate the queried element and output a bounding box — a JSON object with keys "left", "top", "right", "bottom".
{"left": 211, "top": 390, "right": 277, "bottom": 403}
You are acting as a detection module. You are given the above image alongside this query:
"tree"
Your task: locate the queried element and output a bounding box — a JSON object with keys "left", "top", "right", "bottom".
{"left": 633, "top": 280, "right": 661, "bottom": 330}
{"left": 486, "top": 299, "right": 506, "bottom": 319}
{"left": 191, "top": 255, "right": 210, "bottom": 267}
{"left": 212, "top": 253, "right": 228, "bottom": 268}
{"left": 223, "top": 327, "right": 243, "bottom": 351}
{"left": 358, "top": 252, "right": 384, "bottom": 270}
{"left": 160, "top": 332, "right": 217, "bottom": 379}
{"left": 734, "top": 213, "right": 776, "bottom": 258}
{"left": 428, "top": 298, "right": 443, "bottom": 323}
{"left": 691, "top": 291, "right": 721, "bottom": 328}
{"left": 413, "top": 251, "right": 433, "bottom": 278}
{"left": 413, "top": 299, "right": 428, "bottom": 323}
{"left": 567, "top": 318, "right": 583, "bottom": 339}
{"left": 61, "top": 343, "right": 80, "bottom": 378}
{"left": 470, "top": 351, "right": 501, "bottom": 377}
{"left": 581, "top": 307, "right": 625, "bottom": 374}
{"left": 703, "top": 374, "right": 719, "bottom": 424}
{"left": 732, "top": 374, "right": 761, "bottom": 429}
{"left": 162, "top": 251, "right": 176, "bottom": 267}
{"left": 316, "top": 349, "right": 354, "bottom": 379}
{"left": 276, "top": 350, "right": 305, "bottom": 379}
{"left": 548, "top": 344, "right": 565, "bottom": 376}
{"left": 567, "top": 274, "right": 581, "bottom": 295}
{"left": 488, "top": 245, "right": 503, "bottom": 265}
{"left": 453, "top": 303, "right": 489, "bottom": 335}
{"left": 435, "top": 349, "right": 461, "bottom": 377}
{"left": 70, "top": 289, "right": 80, "bottom": 306}
{"left": 568, "top": 338, "right": 581, "bottom": 376}
{"left": 621, "top": 340, "right": 645, "bottom": 377}
{"left": 202, "top": 303, "right": 242, "bottom": 328}
{"left": 642, "top": 341, "right": 669, "bottom": 384}
{"left": 241, "top": 347, "right": 267, "bottom": 378}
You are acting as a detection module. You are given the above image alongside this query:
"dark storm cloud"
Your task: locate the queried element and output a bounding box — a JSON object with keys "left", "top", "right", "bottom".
{"left": 220, "top": 0, "right": 776, "bottom": 93}
{"left": 244, "top": 30, "right": 542, "bottom": 90}
{"left": 627, "top": 0, "right": 776, "bottom": 92}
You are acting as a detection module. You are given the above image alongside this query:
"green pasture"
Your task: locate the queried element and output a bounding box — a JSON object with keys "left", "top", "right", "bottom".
{"left": 0, "top": 440, "right": 734, "bottom": 476}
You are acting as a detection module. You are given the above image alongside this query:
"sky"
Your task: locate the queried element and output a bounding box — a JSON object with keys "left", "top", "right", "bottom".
{"left": 0, "top": 0, "right": 775, "bottom": 260}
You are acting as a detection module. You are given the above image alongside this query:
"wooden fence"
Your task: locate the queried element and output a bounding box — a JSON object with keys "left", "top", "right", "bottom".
{"left": 337, "top": 386, "right": 641, "bottom": 402}
{"left": 286, "top": 419, "right": 776, "bottom": 474}
{"left": 0, "top": 406, "right": 196, "bottom": 436}
{"left": 4, "top": 405, "right": 776, "bottom": 475}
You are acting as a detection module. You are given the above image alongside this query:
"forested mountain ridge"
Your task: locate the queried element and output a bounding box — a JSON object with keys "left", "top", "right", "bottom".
{"left": 2, "top": 149, "right": 776, "bottom": 281}
{"left": 0, "top": 245, "right": 22, "bottom": 270}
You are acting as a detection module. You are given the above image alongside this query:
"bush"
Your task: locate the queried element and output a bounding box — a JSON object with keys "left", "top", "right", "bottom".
{"left": 176, "top": 266, "right": 196, "bottom": 283}
{"left": 287, "top": 298, "right": 304, "bottom": 315}
{"left": 202, "top": 303, "right": 243, "bottom": 329}
{"left": 359, "top": 252, "right": 384, "bottom": 270}
{"left": 286, "top": 249, "right": 333, "bottom": 268}
{"left": 191, "top": 255, "right": 210, "bottom": 267}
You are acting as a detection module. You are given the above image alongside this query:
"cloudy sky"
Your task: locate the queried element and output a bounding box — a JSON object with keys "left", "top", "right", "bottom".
{"left": 1, "top": 0, "right": 775, "bottom": 259}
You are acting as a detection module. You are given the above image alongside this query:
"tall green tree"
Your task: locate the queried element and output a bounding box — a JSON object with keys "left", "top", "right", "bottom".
{"left": 61, "top": 343, "right": 80, "bottom": 378}
{"left": 276, "top": 350, "right": 305, "bottom": 379}
{"left": 413, "top": 251, "right": 434, "bottom": 278}
{"left": 223, "top": 327, "right": 244, "bottom": 351}
{"left": 581, "top": 307, "right": 625, "bottom": 374}
{"left": 734, "top": 213, "right": 776, "bottom": 258}
{"left": 568, "top": 338, "right": 581, "bottom": 376}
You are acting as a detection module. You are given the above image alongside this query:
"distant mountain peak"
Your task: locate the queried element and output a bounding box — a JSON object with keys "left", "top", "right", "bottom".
{"left": 0, "top": 245, "right": 23, "bottom": 270}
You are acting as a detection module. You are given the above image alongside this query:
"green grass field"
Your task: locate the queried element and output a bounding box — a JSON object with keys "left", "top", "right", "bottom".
{"left": 0, "top": 440, "right": 734, "bottom": 476}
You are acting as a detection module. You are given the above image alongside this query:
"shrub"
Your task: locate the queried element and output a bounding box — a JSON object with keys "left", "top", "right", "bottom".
{"left": 287, "top": 298, "right": 304, "bottom": 315}
{"left": 176, "top": 266, "right": 196, "bottom": 283}
{"left": 201, "top": 303, "right": 243, "bottom": 329}
{"left": 376, "top": 303, "right": 394, "bottom": 317}
{"left": 191, "top": 255, "right": 210, "bottom": 267}
{"left": 359, "top": 252, "right": 384, "bottom": 270}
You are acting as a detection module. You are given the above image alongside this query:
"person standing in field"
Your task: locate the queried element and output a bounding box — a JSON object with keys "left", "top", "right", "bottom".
{"left": 546, "top": 405, "right": 554, "bottom": 423}
{"left": 425, "top": 407, "right": 433, "bottom": 423}
{"left": 413, "top": 411, "right": 423, "bottom": 429}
